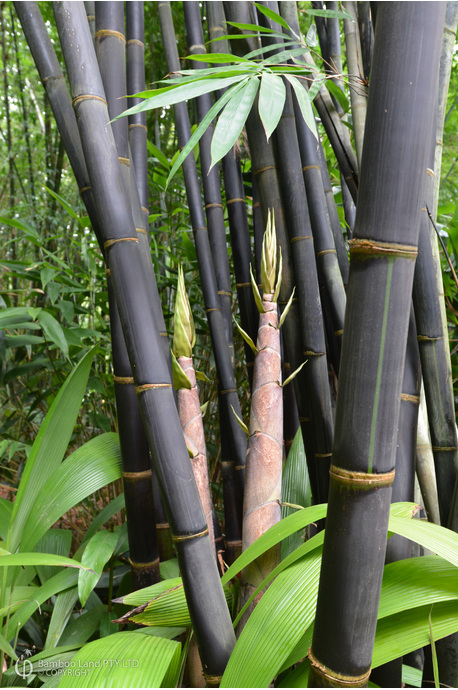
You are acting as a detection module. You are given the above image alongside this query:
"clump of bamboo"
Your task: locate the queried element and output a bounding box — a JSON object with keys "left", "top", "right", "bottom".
{"left": 238, "top": 211, "right": 294, "bottom": 603}
{"left": 172, "top": 266, "right": 215, "bottom": 553}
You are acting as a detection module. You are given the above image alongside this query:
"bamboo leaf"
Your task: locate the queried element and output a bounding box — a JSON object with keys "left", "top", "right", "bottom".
{"left": 0, "top": 631, "right": 17, "bottom": 660}
{"left": 261, "top": 47, "right": 310, "bottom": 66}
{"left": 57, "top": 631, "right": 181, "bottom": 688}
{"left": 78, "top": 531, "right": 118, "bottom": 607}
{"left": 258, "top": 72, "right": 286, "bottom": 142}
{"left": 230, "top": 404, "right": 250, "bottom": 437}
{"left": 388, "top": 515, "right": 458, "bottom": 567}
{"left": 183, "top": 53, "right": 252, "bottom": 64}
{"left": 166, "top": 80, "right": 247, "bottom": 188}
{"left": 37, "top": 310, "right": 69, "bottom": 358}
{"left": 200, "top": 401, "right": 209, "bottom": 417}
{"left": 278, "top": 286, "right": 295, "bottom": 330}
{"left": 283, "top": 359, "right": 307, "bottom": 388}
{"left": 0, "top": 552, "right": 90, "bottom": 570}
{"left": 9, "top": 347, "right": 98, "bottom": 552}
{"left": 306, "top": 8, "right": 353, "bottom": 21}
{"left": 429, "top": 606, "right": 440, "bottom": 688}
{"left": 250, "top": 264, "right": 265, "bottom": 314}
{"left": 146, "top": 140, "right": 170, "bottom": 170}
{"left": 244, "top": 39, "right": 303, "bottom": 61}
{"left": 195, "top": 370, "right": 211, "bottom": 383}
{"left": 118, "top": 74, "right": 248, "bottom": 119}
{"left": 285, "top": 75, "right": 318, "bottom": 139}
{"left": 281, "top": 428, "right": 311, "bottom": 559}
{"left": 233, "top": 319, "right": 258, "bottom": 355}
{"left": 210, "top": 76, "right": 259, "bottom": 170}
{"left": 254, "top": 2, "right": 292, "bottom": 31}
{"left": 325, "top": 78, "right": 350, "bottom": 111}
{"left": 171, "top": 349, "right": 192, "bottom": 390}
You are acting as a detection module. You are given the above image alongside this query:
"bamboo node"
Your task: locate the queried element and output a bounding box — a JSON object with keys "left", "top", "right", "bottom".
{"left": 119, "top": 156, "right": 130, "bottom": 167}
{"left": 234, "top": 465, "right": 245, "bottom": 471}
{"left": 190, "top": 43, "right": 206, "bottom": 52}
{"left": 72, "top": 94, "right": 107, "bottom": 108}
{"left": 220, "top": 388, "right": 237, "bottom": 394}
{"left": 218, "top": 290, "right": 232, "bottom": 296}
{"left": 95, "top": 29, "right": 126, "bottom": 43}
{"left": 315, "top": 453, "right": 332, "bottom": 458}
{"left": 206, "top": 307, "right": 221, "bottom": 313}
{"left": 227, "top": 197, "right": 245, "bottom": 205}
{"left": 128, "top": 123, "right": 147, "bottom": 131}
{"left": 122, "top": 469, "right": 152, "bottom": 479}
{"left": 127, "top": 38, "right": 145, "bottom": 49}
{"left": 113, "top": 375, "right": 134, "bottom": 384}
{"left": 308, "top": 648, "right": 371, "bottom": 686}
{"left": 401, "top": 393, "right": 420, "bottom": 404}
{"left": 136, "top": 228, "right": 147, "bottom": 235}
{"left": 417, "top": 334, "right": 443, "bottom": 342}
{"left": 303, "top": 350, "right": 326, "bottom": 357}
{"left": 236, "top": 282, "right": 251, "bottom": 288}
{"left": 79, "top": 185, "right": 91, "bottom": 194}
{"left": 290, "top": 235, "right": 313, "bottom": 243}
{"left": 334, "top": 329, "right": 344, "bottom": 337}
{"left": 299, "top": 417, "right": 311, "bottom": 422}
{"left": 317, "top": 249, "right": 337, "bottom": 256}
{"left": 104, "top": 237, "right": 139, "bottom": 249}
{"left": 86, "top": 15, "right": 95, "bottom": 20}
{"left": 203, "top": 673, "right": 223, "bottom": 687}
{"left": 329, "top": 465, "right": 395, "bottom": 487}
{"left": 159, "top": 331, "right": 168, "bottom": 337}
{"left": 136, "top": 383, "right": 172, "bottom": 393}
{"left": 129, "top": 557, "right": 160, "bottom": 569}
{"left": 253, "top": 165, "right": 276, "bottom": 176}
{"left": 221, "top": 461, "right": 234, "bottom": 467}
{"left": 426, "top": 168, "right": 435, "bottom": 178}
{"left": 302, "top": 164, "right": 320, "bottom": 172}
{"left": 432, "top": 446, "right": 458, "bottom": 452}
{"left": 253, "top": 202, "right": 261, "bottom": 208}
{"left": 205, "top": 202, "right": 223, "bottom": 209}
{"left": 172, "top": 527, "right": 209, "bottom": 542}
{"left": 156, "top": 523, "right": 169, "bottom": 530}
{"left": 105, "top": 268, "right": 111, "bottom": 277}
{"left": 349, "top": 238, "right": 417, "bottom": 260}
{"left": 193, "top": 226, "right": 207, "bottom": 232}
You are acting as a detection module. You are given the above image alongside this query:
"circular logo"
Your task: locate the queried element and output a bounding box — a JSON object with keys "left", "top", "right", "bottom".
{"left": 15, "top": 657, "right": 33, "bottom": 679}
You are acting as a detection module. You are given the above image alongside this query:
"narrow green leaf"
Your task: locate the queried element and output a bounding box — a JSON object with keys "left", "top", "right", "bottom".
{"left": 210, "top": 76, "right": 259, "bottom": 169}
{"left": 78, "top": 531, "right": 118, "bottom": 607}
{"left": 250, "top": 264, "right": 265, "bottom": 314}
{"left": 258, "top": 72, "right": 286, "bottom": 141}
{"left": 195, "top": 370, "right": 211, "bottom": 383}
{"left": 230, "top": 404, "right": 250, "bottom": 437}
{"left": 38, "top": 310, "right": 69, "bottom": 358}
{"left": 0, "top": 306, "right": 35, "bottom": 329}
{"left": 200, "top": 401, "right": 209, "bottom": 418}
{"left": 57, "top": 632, "right": 181, "bottom": 688}
{"left": 234, "top": 319, "right": 258, "bottom": 356}
{"left": 261, "top": 47, "right": 311, "bottom": 66}
{"left": 285, "top": 75, "right": 318, "bottom": 139}
{"left": 225, "top": 21, "right": 279, "bottom": 34}
{"left": 254, "top": 2, "right": 292, "bottom": 31}
{"left": 118, "top": 74, "right": 248, "bottom": 119}
{"left": 9, "top": 347, "right": 98, "bottom": 552}
{"left": 283, "top": 360, "right": 307, "bottom": 388}
{"left": 0, "top": 215, "right": 40, "bottom": 240}
{"left": 0, "top": 630, "right": 17, "bottom": 660}
{"left": 429, "top": 606, "right": 440, "bottom": 688}
{"left": 402, "top": 664, "right": 422, "bottom": 688}
{"left": 388, "top": 515, "right": 458, "bottom": 567}
{"left": 281, "top": 428, "right": 311, "bottom": 559}
{"left": 166, "top": 80, "right": 248, "bottom": 188}
{"left": 0, "top": 552, "right": 90, "bottom": 570}
{"left": 183, "top": 52, "right": 252, "bottom": 64}
{"left": 78, "top": 494, "right": 125, "bottom": 552}
{"left": 146, "top": 140, "right": 170, "bottom": 169}
{"left": 42, "top": 186, "right": 81, "bottom": 225}
{"left": 244, "top": 39, "right": 302, "bottom": 61}
{"left": 278, "top": 286, "right": 295, "bottom": 329}
{"left": 325, "top": 78, "right": 350, "bottom": 111}
{"left": 306, "top": 8, "right": 353, "bottom": 21}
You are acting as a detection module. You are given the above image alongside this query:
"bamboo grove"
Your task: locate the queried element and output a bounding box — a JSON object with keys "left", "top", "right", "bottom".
{"left": 0, "top": 1, "right": 458, "bottom": 688}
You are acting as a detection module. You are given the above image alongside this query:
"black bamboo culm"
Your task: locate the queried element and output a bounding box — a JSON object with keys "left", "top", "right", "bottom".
{"left": 126, "top": 1, "right": 149, "bottom": 231}
{"left": 183, "top": 1, "right": 234, "bottom": 364}
{"left": 157, "top": 1, "right": 247, "bottom": 505}
{"left": 413, "top": 136, "right": 458, "bottom": 530}
{"left": 53, "top": 3, "right": 235, "bottom": 679}
{"left": 356, "top": 1, "right": 373, "bottom": 82}
{"left": 206, "top": 0, "right": 259, "bottom": 382}
{"left": 94, "top": 1, "right": 161, "bottom": 589}
{"left": 84, "top": 0, "right": 95, "bottom": 39}
{"left": 15, "top": 1, "right": 160, "bottom": 589}
{"left": 308, "top": 5, "right": 445, "bottom": 686}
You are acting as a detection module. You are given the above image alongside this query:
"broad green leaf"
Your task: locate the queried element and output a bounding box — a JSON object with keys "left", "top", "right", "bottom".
{"left": 281, "top": 429, "right": 311, "bottom": 559}
{"left": 0, "top": 306, "right": 35, "bottom": 329}
{"left": 38, "top": 310, "right": 69, "bottom": 358}
{"left": 0, "top": 629, "right": 17, "bottom": 660}
{"left": 184, "top": 52, "right": 252, "bottom": 64}
{"left": 4, "top": 333, "right": 44, "bottom": 347}
{"left": 0, "top": 585, "right": 39, "bottom": 618}
{"left": 20, "top": 432, "right": 121, "bottom": 552}
{"left": 0, "top": 552, "right": 90, "bottom": 570}
{"left": 261, "top": 47, "right": 311, "bottom": 66}
{"left": 388, "top": 515, "right": 458, "bottom": 567}
{"left": 58, "top": 605, "right": 105, "bottom": 647}
{"left": 57, "top": 631, "right": 181, "bottom": 688}
{"left": 258, "top": 72, "right": 286, "bottom": 141}
{"left": 254, "top": 2, "right": 292, "bottom": 31}
{"left": 0, "top": 215, "right": 40, "bottom": 240}
{"left": 35, "top": 529, "right": 72, "bottom": 585}
{"left": 0, "top": 498, "right": 12, "bottom": 541}
{"left": 171, "top": 349, "right": 192, "bottom": 390}
{"left": 118, "top": 74, "right": 248, "bottom": 119}
{"left": 78, "top": 530, "right": 118, "bottom": 607}
{"left": 134, "top": 626, "right": 185, "bottom": 640}
{"left": 325, "top": 78, "right": 350, "bottom": 111}
{"left": 402, "top": 664, "right": 422, "bottom": 688}
{"left": 286, "top": 75, "right": 318, "bottom": 139}
{"left": 78, "top": 494, "right": 125, "bottom": 552}
{"left": 165, "top": 79, "right": 248, "bottom": 188}
{"left": 4, "top": 569, "right": 78, "bottom": 640}
{"left": 307, "top": 7, "right": 353, "bottom": 20}
{"left": 146, "top": 140, "right": 170, "bottom": 169}
{"left": 9, "top": 346, "right": 98, "bottom": 552}
{"left": 211, "top": 76, "right": 260, "bottom": 169}
{"left": 221, "top": 550, "right": 322, "bottom": 688}
{"left": 45, "top": 588, "right": 80, "bottom": 650}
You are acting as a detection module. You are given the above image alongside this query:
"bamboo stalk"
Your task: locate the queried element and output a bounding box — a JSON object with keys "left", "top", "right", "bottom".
{"left": 309, "top": 4, "right": 445, "bottom": 685}
{"left": 356, "top": 1, "right": 373, "bottom": 81}
{"left": 416, "top": 384, "right": 441, "bottom": 526}
{"left": 343, "top": 1, "right": 367, "bottom": 168}
{"left": 53, "top": 2, "right": 235, "bottom": 677}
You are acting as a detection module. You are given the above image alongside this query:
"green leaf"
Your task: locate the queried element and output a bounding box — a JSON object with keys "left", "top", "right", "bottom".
{"left": 233, "top": 319, "right": 258, "bottom": 356}
{"left": 278, "top": 286, "right": 295, "bottom": 329}
{"left": 9, "top": 347, "right": 98, "bottom": 552}
{"left": 250, "top": 264, "right": 265, "bottom": 314}
{"left": 35, "top": 528, "right": 72, "bottom": 585}
{"left": 306, "top": 7, "right": 353, "bottom": 21}
{"left": 285, "top": 75, "right": 318, "bottom": 139}
{"left": 78, "top": 531, "right": 118, "bottom": 607}
{"left": 0, "top": 552, "right": 90, "bottom": 570}
{"left": 230, "top": 404, "right": 250, "bottom": 437}
{"left": 171, "top": 349, "right": 192, "bottom": 390}
{"left": 258, "top": 72, "right": 286, "bottom": 141}
{"left": 281, "top": 428, "right": 311, "bottom": 559}
{"left": 0, "top": 215, "right": 40, "bottom": 240}
{"left": 118, "top": 74, "right": 248, "bottom": 119}
{"left": 195, "top": 370, "right": 211, "bottom": 383}
{"left": 388, "top": 515, "right": 458, "bottom": 567}
{"left": 166, "top": 79, "right": 248, "bottom": 188}
{"left": 42, "top": 186, "right": 82, "bottom": 225}
{"left": 45, "top": 588, "right": 80, "bottom": 650}
{"left": 58, "top": 605, "right": 105, "bottom": 647}
{"left": 210, "top": 76, "right": 260, "bottom": 169}
{"left": 57, "top": 632, "right": 181, "bottom": 688}
{"left": 183, "top": 52, "right": 252, "bottom": 64}
{"left": 38, "top": 310, "right": 69, "bottom": 358}
{"left": 78, "top": 494, "right": 125, "bottom": 552}
{"left": 146, "top": 140, "right": 170, "bottom": 169}
{"left": 283, "top": 360, "right": 307, "bottom": 388}
{"left": 254, "top": 2, "right": 292, "bottom": 31}
{"left": 0, "top": 630, "right": 17, "bottom": 660}
{"left": 0, "top": 306, "right": 35, "bottom": 329}
{"left": 325, "top": 78, "right": 350, "bottom": 112}
{"left": 20, "top": 433, "right": 121, "bottom": 552}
